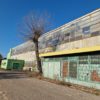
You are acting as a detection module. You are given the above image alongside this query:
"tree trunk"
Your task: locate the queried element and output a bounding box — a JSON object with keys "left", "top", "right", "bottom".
{"left": 34, "top": 42, "right": 42, "bottom": 73}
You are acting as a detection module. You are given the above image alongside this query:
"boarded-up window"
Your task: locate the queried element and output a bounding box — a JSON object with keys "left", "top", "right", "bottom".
{"left": 62, "top": 62, "right": 68, "bottom": 77}
{"left": 69, "top": 62, "right": 77, "bottom": 78}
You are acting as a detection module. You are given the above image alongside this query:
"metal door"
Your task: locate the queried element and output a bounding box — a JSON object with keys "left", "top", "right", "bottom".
{"left": 13, "top": 63, "right": 19, "bottom": 69}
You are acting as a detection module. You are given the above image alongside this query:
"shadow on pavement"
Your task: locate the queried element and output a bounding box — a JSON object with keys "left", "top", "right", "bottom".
{"left": 0, "top": 71, "right": 28, "bottom": 79}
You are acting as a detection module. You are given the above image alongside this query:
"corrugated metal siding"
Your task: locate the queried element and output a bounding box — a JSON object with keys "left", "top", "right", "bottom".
{"left": 53, "top": 62, "right": 61, "bottom": 80}
{"left": 48, "top": 62, "right": 54, "bottom": 79}
{"left": 42, "top": 61, "right": 61, "bottom": 80}
{"left": 42, "top": 62, "right": 48, "bottom": 78}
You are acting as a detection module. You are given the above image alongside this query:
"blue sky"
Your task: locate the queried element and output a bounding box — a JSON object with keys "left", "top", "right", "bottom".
{"left": 0, "top": 0, "right": 100, "bottom": 57}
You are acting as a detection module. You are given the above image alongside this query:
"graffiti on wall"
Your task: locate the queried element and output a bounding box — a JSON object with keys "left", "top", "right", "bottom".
{"left": 78, "top": 64, "right": 90, "bottom": 81}
{"left": 43, "top": 54, "right": 100, "bottom": 85}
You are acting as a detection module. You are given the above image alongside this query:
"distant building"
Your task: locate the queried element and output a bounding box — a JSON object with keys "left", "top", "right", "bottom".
{"left": 1, "top": 59, "right": 24, "bottom": 70}
{"left": 9, "top": 41, "right": 36, "bottom": 71}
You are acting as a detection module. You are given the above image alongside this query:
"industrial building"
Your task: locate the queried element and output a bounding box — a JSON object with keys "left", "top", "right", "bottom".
{"left": 7, "top": 9, "right": 100, "bottom": 89}
{"left": 40, "top": 9, "right": 100, "bottom": 89}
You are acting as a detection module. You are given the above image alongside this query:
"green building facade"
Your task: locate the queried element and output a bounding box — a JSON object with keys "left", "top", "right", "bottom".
{"left": 1, "top": 49, "right": 24, "bottom": 70}
{"left": 41, "top": 51, "right": 100, "bottom": 89}
{"left": 1, "top": 59, "right": 24, "bottom": 70}
{"left": 39, "top": 9, "right": 100, "bottom": 89}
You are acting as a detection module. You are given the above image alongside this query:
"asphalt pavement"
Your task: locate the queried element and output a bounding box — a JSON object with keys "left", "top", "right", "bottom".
{"left": 0, "top": 70, "right": 100, "bottom": 100}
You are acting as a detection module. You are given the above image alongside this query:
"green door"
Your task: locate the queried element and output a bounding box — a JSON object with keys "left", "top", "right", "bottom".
{"left": 13, "top": 63, "right": 19, "bottom": 69}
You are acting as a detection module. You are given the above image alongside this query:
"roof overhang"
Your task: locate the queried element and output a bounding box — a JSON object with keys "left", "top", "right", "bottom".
{"left": 39, "top": 45, "right": 100, "bottom": 57}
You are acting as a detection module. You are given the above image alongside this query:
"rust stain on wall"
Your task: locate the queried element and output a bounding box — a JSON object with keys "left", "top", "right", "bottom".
{"left": 91, "top": 70, "right": 100, "bottom": 82}
{"left": 62, "top": 62, "right": 68, "bottom": 77}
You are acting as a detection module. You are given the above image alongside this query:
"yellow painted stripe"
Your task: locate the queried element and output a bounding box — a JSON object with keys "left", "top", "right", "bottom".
{"left": 39, "top": 45, "right": 100, "bottom": 57}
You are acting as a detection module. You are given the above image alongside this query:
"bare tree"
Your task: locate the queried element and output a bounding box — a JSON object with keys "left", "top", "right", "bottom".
{"left": 20, "top": 12, "right": 51, "bottom": 73}
{"left": 0, "top": 54, "right": 3, "bottom": 59}
{"left": 0, "top": 54, "right": 3, "bottom": 66}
